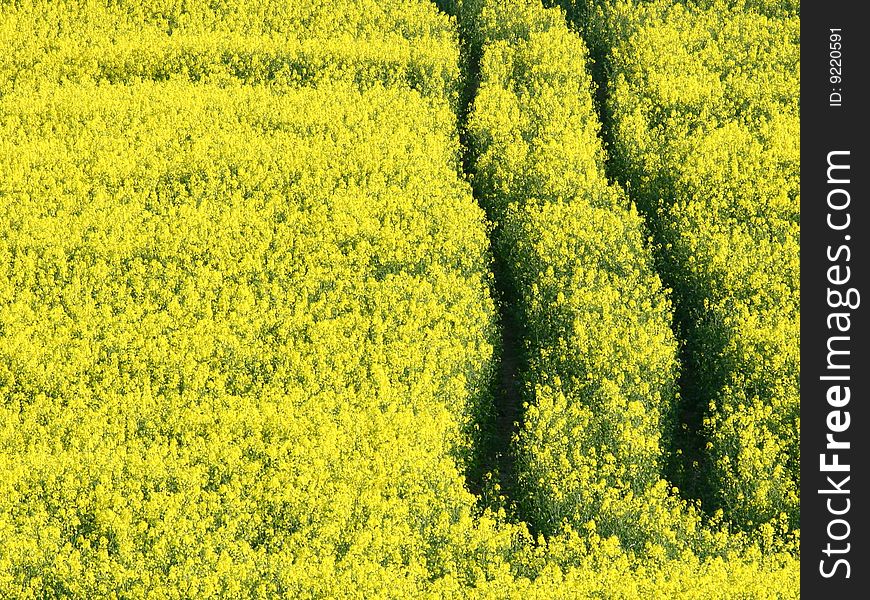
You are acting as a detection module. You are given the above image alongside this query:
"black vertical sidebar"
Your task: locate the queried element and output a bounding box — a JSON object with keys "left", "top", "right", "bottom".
{"left": 802, "top": 1, "right": 869, "bottom": 597}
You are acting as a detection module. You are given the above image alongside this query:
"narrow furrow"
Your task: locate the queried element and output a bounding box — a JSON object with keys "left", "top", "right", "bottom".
{"left": 433, "top": 0, "right": 528, "bottom": 517}
{"left": 547, "top": 0, "right": 712, "bottom": 510}
{"left": 451, "top": 0, "right": 700, "bottom": 554}
{"left": 554, "top": 0, "right": 800, "bottom": 535}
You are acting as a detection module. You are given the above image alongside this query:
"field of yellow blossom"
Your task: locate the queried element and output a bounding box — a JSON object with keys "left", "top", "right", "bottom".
{"left": 1, "top": 1, "right": 799, "bottom": 597}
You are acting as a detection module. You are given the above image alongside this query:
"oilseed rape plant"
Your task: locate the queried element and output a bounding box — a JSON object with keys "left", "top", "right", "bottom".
{"left": 0, "top": 79, "right": 512, "bottom": 595}
{"left": 1, "top": 0, "right": 799, "bottom": 597}
{"left": 579, "top": 0, "right": 800, "bottom": 536}
{"left": 466, "top": 0, "right": 685, "bottom": 548}
{"left": 0, "top": 0, "right": 462, "bottom": 107}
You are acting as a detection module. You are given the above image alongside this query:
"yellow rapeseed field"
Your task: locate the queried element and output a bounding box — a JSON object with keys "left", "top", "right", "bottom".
{"left": 0, "top": 0, "right": 799, "bottom": 597}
